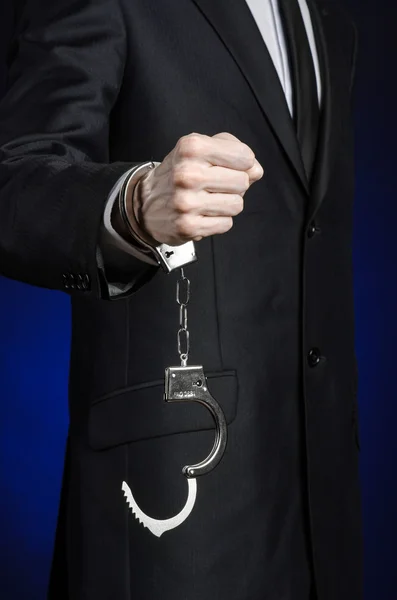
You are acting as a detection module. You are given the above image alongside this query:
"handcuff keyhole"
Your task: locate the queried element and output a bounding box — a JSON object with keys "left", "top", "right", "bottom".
{"left": 195, "top": 379, "right": 202, "bottom": 387}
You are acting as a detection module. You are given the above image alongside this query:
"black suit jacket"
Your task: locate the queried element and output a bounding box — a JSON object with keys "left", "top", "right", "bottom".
{"left": 0, "top": 1, "right": 361, "bottom": 599}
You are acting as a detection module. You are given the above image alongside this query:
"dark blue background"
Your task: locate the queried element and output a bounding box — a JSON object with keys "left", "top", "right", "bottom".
{"left": 0, "top": 1, "right": 396, "bottom": 598}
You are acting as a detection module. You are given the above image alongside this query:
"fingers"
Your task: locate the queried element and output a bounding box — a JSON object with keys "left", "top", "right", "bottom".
{"left": 211, "top": 133, "right": 264, "bottom": 183}
{"left": 173, "top": 163, "right": 254, "bottom": 194}
{"left": 205, "top": 132, "right": 264, "bottom": 183}
{"left": 247, "top": 158, "right": 264, "bottom": 183}
{"left": 202, "top": 165, "right": 250, "bottom": 193}
{"left": 174, "top": 213, "right": 234, "bottom": 240}
{"left": 177, "top": 132, "right": 257, "bottom": 172}
{"left": 175, "top": 190, "right": 244, "bottom": 217}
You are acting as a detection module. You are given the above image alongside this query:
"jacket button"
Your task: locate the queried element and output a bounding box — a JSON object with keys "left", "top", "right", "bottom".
{"left": 308, "top": 347, "right": 322, "bottom": 367}
{"left": 62, "top": 273, "right": 70, "bottom": 289}
{"left": 307, "top": 222, "right": 320, "bottom": 238}
{"left": 82, "top": 274, "right": 91, "bottom": 291}
{"left": 76, "top": 274, "right": 84, "bottom": 290}
{"left": 63, "top": 272, "right": 90, "bottom": 291}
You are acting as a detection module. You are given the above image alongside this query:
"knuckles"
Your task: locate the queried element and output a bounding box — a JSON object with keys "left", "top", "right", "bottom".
{"left": 173, "top": 192, "right": 196, "bottom": 214}
{"left": 176, "top": 134, "right": 203, "bottom": 158}
{"left": 172, "top": 163, "right": 202, "bottom": 190}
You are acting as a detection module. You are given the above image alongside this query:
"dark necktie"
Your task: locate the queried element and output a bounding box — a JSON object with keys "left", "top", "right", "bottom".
{"left": 278, "top": 0, "right": 320, "bottom": 183}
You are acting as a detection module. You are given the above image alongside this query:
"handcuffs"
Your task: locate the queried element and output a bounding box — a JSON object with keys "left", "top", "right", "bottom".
{"left": 119, "top": 162, "right": 228, "bottom": 537}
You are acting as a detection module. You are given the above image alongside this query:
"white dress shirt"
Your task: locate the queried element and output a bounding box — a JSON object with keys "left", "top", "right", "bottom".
{"left": 98, "top": 0, "right": 322, "bottom": 291}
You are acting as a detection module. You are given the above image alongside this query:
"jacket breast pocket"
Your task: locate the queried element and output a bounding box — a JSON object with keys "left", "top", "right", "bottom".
{"left": 88, "top": 370, "right": 238, "bottom": 450}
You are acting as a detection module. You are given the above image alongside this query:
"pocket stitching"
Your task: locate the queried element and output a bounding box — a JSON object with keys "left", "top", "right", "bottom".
{"left": 91, "top": 370, "right": 237, "bottom": 407}
{"left": 88, "top": 369, "right": 239, "bottom": 450}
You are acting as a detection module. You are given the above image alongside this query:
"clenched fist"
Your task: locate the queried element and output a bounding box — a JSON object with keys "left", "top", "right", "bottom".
{"left": 126, "top": 132, "right": 264, "bottom": 247}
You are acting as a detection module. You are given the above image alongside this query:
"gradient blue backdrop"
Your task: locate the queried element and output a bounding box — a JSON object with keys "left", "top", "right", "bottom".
{"left": 0, "top": 1, "right": 396, "bottom": 598}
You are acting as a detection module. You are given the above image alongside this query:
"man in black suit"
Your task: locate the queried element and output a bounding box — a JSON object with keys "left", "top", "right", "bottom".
{"left": 0, "top": 0, "right": 361, "bottom": 599}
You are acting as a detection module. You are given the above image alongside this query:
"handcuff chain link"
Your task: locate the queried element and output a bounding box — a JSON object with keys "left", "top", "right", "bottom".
{"left": 176, "top": 267, "right": 190, "bottom": 367}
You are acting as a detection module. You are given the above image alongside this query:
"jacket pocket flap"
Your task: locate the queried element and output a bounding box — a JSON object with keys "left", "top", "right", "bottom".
{"left": 88, "top": 369, "right": 238, "bottom": 450}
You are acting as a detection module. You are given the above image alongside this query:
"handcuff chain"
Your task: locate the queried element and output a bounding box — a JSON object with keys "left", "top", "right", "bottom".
{"left": 176, "top": 267, "right": 190, "bottom": 367}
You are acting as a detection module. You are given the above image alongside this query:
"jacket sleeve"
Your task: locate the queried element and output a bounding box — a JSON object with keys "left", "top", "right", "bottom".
{"left": 0, "top": 0, "right": 159, "bottom": 300}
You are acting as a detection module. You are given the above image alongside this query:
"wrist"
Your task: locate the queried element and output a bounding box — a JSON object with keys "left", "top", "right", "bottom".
{"left": 129, "top": 170, "right": 160, "bottom": 247}
{"left": 110, "top": 165, "right": 156, "bottom": 249}
{"left": 118, "top": 162, "right": 161, "bottom": 255}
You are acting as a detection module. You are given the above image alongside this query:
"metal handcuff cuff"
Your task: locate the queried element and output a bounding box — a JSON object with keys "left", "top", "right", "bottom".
{"left": 118, "top": 162, "right": 228, "bottom": 537}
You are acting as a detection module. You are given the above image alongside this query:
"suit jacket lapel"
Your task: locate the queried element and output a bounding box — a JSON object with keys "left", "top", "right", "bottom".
{"left": 305, "top": 0, "right": 343, "bottom": 224}
{"left": 191, "top": 0, "right": 351, "bottom": 221}
{"left": 191, "top": 0, "right": 309, "bottom": 194}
